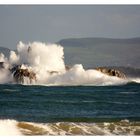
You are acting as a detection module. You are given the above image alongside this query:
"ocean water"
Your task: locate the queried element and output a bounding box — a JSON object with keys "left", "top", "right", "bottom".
{"left": 0, "top": 83, "right": 140, "bottom": 135}
{"left": 0, "top": 39, "right": 140, "bottom": 136}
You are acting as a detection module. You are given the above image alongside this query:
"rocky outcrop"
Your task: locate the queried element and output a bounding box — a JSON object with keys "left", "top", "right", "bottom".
{"left": 10, "top": 65, "right": 36, "bottom": 84}
{"left": 65, "top": 65, "right": 126, "bottom": 79}
{"left": 96, "top": 67, "right": 126, "bottom": 78}
{"left": 0, "top": 61, "right": 126, "bottom": 84}
{"left": 65, "top": 65, "right": 72, "bottom": 71}
{"left": 0, "top": 62, "right": 5, "bottom": 69}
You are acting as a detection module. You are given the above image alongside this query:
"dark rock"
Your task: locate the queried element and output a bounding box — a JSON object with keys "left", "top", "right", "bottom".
{"left": 0, "top": 62, "right": 5, "bottom": 69}
{"left": 10, "top": 65, "right": 36, "bottom": 84}
{"left": 96, "top": 67, "right": 126, "bottom": 78}
{"left": 65, "top": 65, "right": 72, "bottom": 71}
{"left": 0, "top": 62, "right": 10, "bottom": 69}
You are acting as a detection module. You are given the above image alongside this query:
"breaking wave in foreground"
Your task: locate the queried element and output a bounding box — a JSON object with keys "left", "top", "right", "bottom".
{"left": 0, "top": 119, "right": 140, "bottom": 136}
{"left": 0, "top": 41, "right": 140, "bottom": 86}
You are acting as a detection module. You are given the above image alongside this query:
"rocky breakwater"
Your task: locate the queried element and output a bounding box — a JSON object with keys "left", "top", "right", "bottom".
{"left": 95, "top": 67, "right": 126, "bottom": 79}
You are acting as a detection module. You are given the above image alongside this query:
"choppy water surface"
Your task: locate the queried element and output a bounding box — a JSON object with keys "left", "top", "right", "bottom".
{"left": 0, "top": 83, "right": 140, "bottom": 135}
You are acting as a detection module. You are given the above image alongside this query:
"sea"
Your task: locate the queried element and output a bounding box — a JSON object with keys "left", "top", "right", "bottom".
{"left": 0, "top": 41, "right": 140, "bottom": 136}
{"left": 0, "top": 83, "right": 140, "bottom": 135}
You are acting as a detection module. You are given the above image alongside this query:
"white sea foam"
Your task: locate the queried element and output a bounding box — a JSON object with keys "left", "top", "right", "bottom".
{"left": 0, "top": 41, "right": 139, "bottom": 86}
{"left": 0, "top": 119, "right": 22, "bottom": 135}
{"left": 130, "top": 78, "right": 140, "bottom": 83}
{"left": 0, "top": 119, "right": 139, "bottom": 135}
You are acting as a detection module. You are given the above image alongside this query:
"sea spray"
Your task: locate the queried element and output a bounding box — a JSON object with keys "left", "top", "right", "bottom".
{"left": 47, "top": 64, "right": 127, "bottom": 85}
{"left": 0, "top": 69, "right": 12, "bottom": 84}
{"left": 0, "top": 41, "right": 139, "bottom": 85}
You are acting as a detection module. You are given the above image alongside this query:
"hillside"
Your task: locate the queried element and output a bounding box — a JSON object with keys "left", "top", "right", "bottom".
{"left": 0, "top": 37, "right": 140, "bottom": 69}
{"left": 57, "top": 37, "right": 140, "bottom": 68}
{"left": 0, "top": 46, "right": 11, "bottom": 57}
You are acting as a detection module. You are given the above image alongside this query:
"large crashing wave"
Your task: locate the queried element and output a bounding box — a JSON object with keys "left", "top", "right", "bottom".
{"left": 0, "top": 41, "right": 139, "bottom": 85}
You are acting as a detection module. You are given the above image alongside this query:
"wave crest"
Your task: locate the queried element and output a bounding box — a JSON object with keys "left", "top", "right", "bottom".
{"left": 0, "top": 119, "right": 140, "bottom": 135}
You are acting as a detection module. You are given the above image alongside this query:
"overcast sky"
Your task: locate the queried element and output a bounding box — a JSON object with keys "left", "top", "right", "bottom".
{"left": 0, "top": 5, "right": 140, "bottom": 49}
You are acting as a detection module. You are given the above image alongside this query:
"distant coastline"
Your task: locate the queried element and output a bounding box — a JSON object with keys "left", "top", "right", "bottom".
{"left": 1, "top": 37, "right": 140, "bottom": 68}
